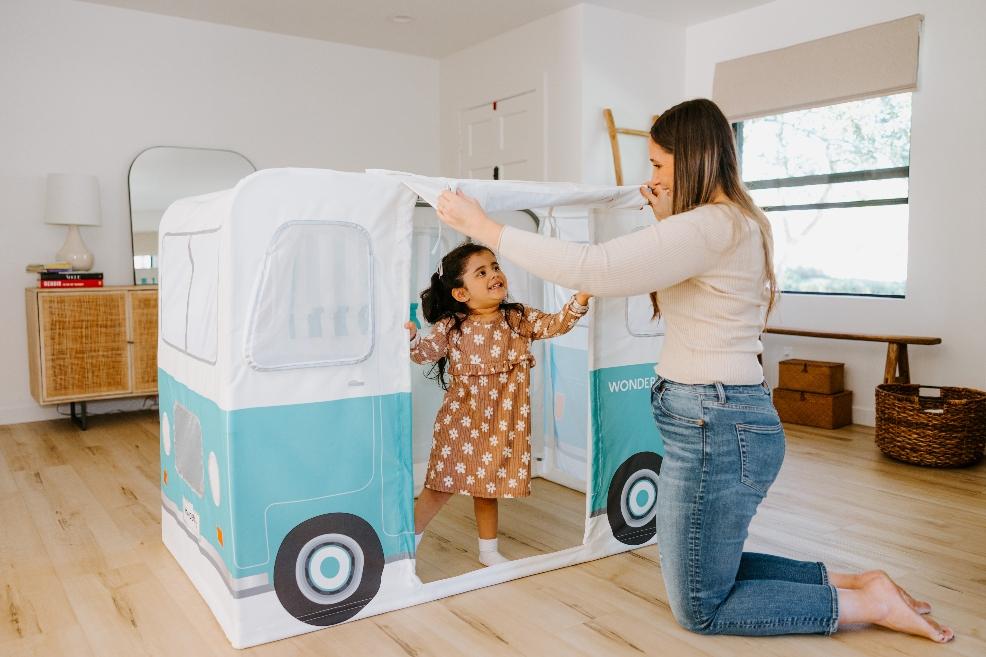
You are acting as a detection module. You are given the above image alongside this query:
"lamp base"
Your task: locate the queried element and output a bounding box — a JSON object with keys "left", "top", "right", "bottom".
{"left": 56, "top": 225, "right": 94, "bottom": 271}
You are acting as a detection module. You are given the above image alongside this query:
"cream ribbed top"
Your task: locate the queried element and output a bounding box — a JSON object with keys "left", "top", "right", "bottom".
{"left": 497, "top": 203, "right": 769, "bottom": 385}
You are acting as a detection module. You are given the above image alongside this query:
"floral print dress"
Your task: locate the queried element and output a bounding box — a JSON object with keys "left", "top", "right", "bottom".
{"left": 410, "top": 297, "right": 588, "bottom": 498}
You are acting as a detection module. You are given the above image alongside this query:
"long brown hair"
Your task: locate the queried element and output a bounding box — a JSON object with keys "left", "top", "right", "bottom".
{"left": 648, "top": 98, "right": 777, "bottom": 318}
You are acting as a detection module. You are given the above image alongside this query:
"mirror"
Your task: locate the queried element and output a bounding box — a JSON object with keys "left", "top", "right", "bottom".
{"left": 129, "top": 146, "right": 255, "bottom": 285}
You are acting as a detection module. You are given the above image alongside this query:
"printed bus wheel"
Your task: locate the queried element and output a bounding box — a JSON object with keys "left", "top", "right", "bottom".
{"left": 607, "top": 452, "right": 662, "bottom": 546}
{"left": 274, "top": 513, "right": 384, "bottom": 626}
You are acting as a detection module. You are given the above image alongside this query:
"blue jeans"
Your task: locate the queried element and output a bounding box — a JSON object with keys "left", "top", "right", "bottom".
{"left": 651, "top": 376, "right": 839, "bottom": 636}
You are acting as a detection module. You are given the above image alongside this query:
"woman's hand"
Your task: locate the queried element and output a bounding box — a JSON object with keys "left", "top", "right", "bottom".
{"left": 639, "top": 184, "right": 672, "bottom": 222}
{"left": 575, "top": 292, "right": 592, "bottom": 306}
{"left": 404, "top": 321, "right": 417, "bottom": 340}
{"left": 436, "top": 189, "right": 504, "bottom": 247}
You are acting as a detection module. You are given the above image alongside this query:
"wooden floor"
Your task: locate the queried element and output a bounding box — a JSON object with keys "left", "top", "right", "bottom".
{"left": 416, "top": 479, "right": 585, "bottom": 583}
{"left": 1, "top": 411, "right": 984, "bottom": 656}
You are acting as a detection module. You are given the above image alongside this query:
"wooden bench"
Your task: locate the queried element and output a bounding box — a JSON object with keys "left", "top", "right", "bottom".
{"left": 762, "top": 328, "right": 942, "bottom": 385}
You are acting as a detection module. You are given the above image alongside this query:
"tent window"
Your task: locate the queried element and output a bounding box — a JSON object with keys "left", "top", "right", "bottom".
{"left": 626, "top": 294, "right": 665, "bottom": 338}
{"left": 173, "top": 402, "right": 205, "bottom": 497}
{"left": 160, "top": 229, "right": 221, "bottom": 363}
{"left": 246, "top": 221, "right": 374, "bottom": 370}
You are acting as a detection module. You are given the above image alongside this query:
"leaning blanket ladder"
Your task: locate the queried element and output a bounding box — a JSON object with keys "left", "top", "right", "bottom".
{"left": 602, "top": 108, "right": 658, "bottom": 185}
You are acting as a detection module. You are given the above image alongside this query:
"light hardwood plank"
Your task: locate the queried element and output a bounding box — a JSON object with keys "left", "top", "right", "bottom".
{"left": 0, "top": 411, "right": 982, "bottom": 656}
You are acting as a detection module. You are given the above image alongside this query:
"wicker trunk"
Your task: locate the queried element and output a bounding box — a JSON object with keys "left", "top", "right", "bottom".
{"left": 778, "top": 359, "right": 845, "bottom": 394}
{"left": 773, "top": 388, "right": 853, "bottom": 429}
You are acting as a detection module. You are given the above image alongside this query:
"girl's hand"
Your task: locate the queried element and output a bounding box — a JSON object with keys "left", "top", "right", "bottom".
{"left": 404, "top": 321, "right": 417, "bottom": 340}
{"left": 575, "top": 292, "right": 592, "bottom": 306}
{"left": 436, "top": 189, "right": 504, "bottom": 247}
{"left": 639, "top": 184, "right": 672, "bottom": 221}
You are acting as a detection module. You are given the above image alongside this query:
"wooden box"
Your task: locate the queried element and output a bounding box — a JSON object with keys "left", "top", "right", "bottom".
{"left": 778, "top": 359, "right": 845, "bottom": 394}
{"left": 773, "top": 388, "right": 853, "bottom": 429}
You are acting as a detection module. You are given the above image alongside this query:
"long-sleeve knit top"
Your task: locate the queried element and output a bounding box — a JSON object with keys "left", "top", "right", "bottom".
{"left": 497, "top": 203, "right": 768, "bottom": 385}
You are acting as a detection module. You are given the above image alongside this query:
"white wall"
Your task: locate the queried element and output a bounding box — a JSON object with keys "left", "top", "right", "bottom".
{"left": 686, "top": 0, "right": 986, "bottom": 424}
{"left": 580, "top": 4, "right": 685, "bottom": 187}
{"left": 440, "top": 3, "right": 684, "bottom": 187}
{"left": 439, "top": 6, "right": 584, "bottom": 183}
{"left": 0, "top": 0, "right": 439, "bottom": 425}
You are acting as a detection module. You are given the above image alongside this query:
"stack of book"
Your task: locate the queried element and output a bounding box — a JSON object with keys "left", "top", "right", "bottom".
{"left": 26, "top": 262, "right": 104, "bottom": 288}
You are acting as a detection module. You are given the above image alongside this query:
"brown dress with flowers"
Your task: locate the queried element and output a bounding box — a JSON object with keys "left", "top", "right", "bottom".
{"left": 410, "top": 298, "right": 587, "bottom": 498}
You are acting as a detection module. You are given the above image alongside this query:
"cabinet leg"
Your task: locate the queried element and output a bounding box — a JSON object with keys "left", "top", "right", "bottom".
{"left": 71, "top": 401, "right": 88, "bottom": 430}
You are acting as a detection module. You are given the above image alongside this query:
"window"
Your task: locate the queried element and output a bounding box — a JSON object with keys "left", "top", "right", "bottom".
{"left": 246, "top": 221, "right": 373, "bottom": 370}
{"left": 736, "top": 93, "right": 911, "bottom": 297}
{"left": 160, "top": 229, "right": 220, "bottom": 362}
{"left": 626, "top": 294, "right": 665, "bottom": 338}
{"left": 173, "top": 402, "right": 204, "bottom": 497}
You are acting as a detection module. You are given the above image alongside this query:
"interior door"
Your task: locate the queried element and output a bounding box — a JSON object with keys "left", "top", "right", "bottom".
{"left": 459, "top": 90, "right": 542, "bottom": 181}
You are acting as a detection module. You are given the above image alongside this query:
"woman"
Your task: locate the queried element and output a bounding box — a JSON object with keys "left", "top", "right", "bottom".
{"left": 433, "top": 98, "right": 953, "bottom": 643}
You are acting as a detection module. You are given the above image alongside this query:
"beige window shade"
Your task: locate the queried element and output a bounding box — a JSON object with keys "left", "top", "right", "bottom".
{"left": 713, "top": 14, "right": 922, "bottom": 122}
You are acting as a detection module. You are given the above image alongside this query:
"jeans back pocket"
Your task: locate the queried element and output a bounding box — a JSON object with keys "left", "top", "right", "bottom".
{"left": 735, "top": 422, "right": 785, "bottom": 496}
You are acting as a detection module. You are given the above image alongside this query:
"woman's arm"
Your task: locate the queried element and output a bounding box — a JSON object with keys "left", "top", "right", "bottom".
{"left": 435, "top": 190, "right": 735, "bottom": 297}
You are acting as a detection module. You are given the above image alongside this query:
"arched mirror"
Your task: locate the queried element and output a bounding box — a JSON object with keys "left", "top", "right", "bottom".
{"left": 129, "top": 146, "right": 255, "bottom": 285}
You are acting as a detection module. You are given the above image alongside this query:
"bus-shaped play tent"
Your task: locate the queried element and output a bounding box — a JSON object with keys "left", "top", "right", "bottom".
{"left": 157, "top": 168, "right": 668, "bottom": 648}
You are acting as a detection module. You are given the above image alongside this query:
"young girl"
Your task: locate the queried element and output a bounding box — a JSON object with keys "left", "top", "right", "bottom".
{"left": 405, "top": 241, "right": 590, "bottom": 566}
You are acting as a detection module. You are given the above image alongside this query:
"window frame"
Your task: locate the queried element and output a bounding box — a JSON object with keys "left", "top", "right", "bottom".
{"left": 733, "top": 96, "right": 911, "bottom": 300}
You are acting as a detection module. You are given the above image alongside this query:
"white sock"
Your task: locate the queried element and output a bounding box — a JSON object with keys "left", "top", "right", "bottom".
{"left": 414, "top": 532, "right": 423, "bottom": 549}
{"left": 478, "top": 537, "right": 509, "bottom": 566}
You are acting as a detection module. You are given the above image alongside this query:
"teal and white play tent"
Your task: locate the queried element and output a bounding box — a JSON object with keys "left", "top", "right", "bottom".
{"left": 157, "top": 168, "right": 667, "bottom": 647}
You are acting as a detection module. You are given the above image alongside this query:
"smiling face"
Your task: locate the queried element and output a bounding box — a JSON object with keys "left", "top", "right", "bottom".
{"left": 451, "top": 249, "right": 509, "bottom": 310}
{"left": 647, "top": 139, "right": 674, "bottom": 196}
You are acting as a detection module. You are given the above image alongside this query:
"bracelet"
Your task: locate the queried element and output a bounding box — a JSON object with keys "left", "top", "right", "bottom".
{"left": 569, "top": 296, "right": 589, "bottom": 314}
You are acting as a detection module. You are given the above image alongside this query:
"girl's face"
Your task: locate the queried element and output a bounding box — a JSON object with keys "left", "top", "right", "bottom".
{"left": 648, "top": 140, "right": 674, "bottom": 195}
{"left": 452, "top": 250, "right": 509, "bottom": 309}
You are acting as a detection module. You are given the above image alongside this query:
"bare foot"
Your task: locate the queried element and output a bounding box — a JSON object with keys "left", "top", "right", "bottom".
{"left": 831, "top": 570, "right": 932, "bottom": 615}
{"left": 857, "top": 576, "right": 953, "bottom": 642}
{"left": 859, "top": 571, "right": 933, "bottom": 615}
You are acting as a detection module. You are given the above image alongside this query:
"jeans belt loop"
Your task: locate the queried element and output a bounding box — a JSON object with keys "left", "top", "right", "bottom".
{"left": 714, "top": 381, "right": 726, "bottom": 404}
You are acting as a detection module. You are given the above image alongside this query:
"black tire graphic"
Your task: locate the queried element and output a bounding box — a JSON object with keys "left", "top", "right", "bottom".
{"left": 273, "top": 513, "right": 384, "bottom": 626}
{"left": 607, "top": 451, "right": 662, "bottom": 546}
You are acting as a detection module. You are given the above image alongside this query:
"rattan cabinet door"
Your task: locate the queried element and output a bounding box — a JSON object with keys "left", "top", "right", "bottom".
{"left": 38, "top": 291, "right": 131, "bottom": 400}
{"left": 130, "top": 289, "right": 158, "bottom": 394}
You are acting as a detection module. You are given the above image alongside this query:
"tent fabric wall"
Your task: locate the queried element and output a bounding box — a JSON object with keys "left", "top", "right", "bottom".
{"left": 158, "top": 169, "right": 663, "bottom": 648}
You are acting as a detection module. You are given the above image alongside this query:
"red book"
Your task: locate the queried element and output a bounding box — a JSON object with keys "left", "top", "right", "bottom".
{"left": 39, "top": 279, "right": 104, "bottom": 288}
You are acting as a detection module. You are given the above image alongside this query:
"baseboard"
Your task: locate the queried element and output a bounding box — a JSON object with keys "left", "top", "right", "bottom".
{"left": 853, "top": 405, "right": 875, "bottom": 427}
{"left": 0, "top": 397, "right": 158, "bottom": 427}
{"left": 0, "top": 403, "right": 60, "bottom": 426}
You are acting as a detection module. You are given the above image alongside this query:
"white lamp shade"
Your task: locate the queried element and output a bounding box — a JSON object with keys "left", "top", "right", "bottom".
{"left": 45, "top": 173, "right": 101, "bottom": 226}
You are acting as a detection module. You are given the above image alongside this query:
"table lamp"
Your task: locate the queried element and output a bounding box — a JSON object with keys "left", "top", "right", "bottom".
{"left": 44, "top": 173, "right": 101, "bottom": 271}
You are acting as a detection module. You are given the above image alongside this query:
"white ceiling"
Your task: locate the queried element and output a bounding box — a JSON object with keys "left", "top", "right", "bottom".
{"left": 75, "top": 0, "right": 772, "bottom": 58}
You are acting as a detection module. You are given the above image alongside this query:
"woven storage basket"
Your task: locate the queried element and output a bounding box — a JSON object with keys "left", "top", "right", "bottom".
{"left": 875, "top": 384, "right": 986, "bottom": 467}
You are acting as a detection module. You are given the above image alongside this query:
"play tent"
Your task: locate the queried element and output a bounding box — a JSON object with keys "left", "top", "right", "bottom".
{"left": 157, "top": 168, "right": 667, "bottom": 648}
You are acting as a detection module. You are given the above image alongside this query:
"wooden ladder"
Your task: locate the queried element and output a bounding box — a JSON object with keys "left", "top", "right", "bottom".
{"left": 602, "top": 108, "right": 657, "bottom": 185}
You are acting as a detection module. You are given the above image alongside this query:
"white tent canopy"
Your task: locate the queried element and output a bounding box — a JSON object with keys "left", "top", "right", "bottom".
{"left": 369, "top": 169, "right": 646, "bottom": 213}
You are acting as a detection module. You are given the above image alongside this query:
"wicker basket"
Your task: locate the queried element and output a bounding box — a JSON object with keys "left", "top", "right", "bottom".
{"left": 875, "top": 384, "right": 986, "bottom": 467}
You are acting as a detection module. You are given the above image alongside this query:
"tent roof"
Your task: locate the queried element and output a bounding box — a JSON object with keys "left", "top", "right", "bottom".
{"left": 368, "top": 170, "right": 645, "bottom": 213}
